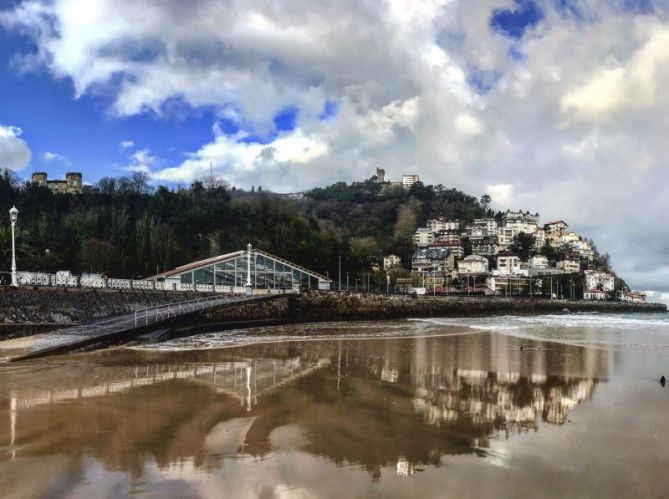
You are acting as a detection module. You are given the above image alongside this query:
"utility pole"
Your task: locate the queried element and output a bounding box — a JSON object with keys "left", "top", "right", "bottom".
{"left": 346, "top": 272, "right": 349, "bottom": 291}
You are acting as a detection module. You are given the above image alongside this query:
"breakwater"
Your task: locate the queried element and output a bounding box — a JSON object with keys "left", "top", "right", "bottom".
{"left": 202, "top": 291, "right": 666, "bottom": 324}
{"left": 285, "top": 292, "right": 666, "bottom": 321}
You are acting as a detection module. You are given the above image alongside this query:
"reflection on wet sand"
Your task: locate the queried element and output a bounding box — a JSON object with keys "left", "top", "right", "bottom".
{"left": 0, "top": 331, "right": 612, "bottom": 495}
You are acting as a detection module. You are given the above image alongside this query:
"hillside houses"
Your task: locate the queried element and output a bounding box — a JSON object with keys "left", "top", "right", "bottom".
{"left": 385, "top": 210, "right": 633, "bottom": 300}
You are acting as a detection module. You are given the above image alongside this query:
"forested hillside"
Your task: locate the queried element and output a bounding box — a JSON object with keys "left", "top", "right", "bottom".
{"left": 0, "top": 170, "right": 486, "bottom": 279}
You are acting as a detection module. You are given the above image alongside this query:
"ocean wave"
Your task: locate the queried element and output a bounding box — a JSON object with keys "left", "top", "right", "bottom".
{"left": 131, "top": 326, "right": 482, "bottom": 352}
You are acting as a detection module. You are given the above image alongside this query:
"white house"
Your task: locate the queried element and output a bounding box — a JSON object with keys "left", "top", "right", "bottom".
{"left": 585, "top": 270, "right": 615, "bottom": 292}
{"left": 502, "top": 210, "right": 539, "bottom": 234}
{"left": 383, "top": 254, "right": 402, "bottom": 270}
{"left": 458, "top": 255, "right": 489, "bottom": 275}
{"left": 534, "top": 229, "right": 546, "bottom": 249}
{"left": 402, "top": 174, "right": 419, "bottom": 189}
{"left": 428, "top": 217, "right": 460, "bottom": 232}
{"left": 497, "top": 227, "right": 516, "bottom": 249}
{"left": 544, "top": 220, "right": 569, "bottom": 243}
{"left": 584, "top": 290, "right": 607, "bottom": 301}
{"left": 494, "top": 252, "right": 521, "bottom": 276}
{"left": 571, "top": 240, "right": 595, "bottom": 261}
{"left": 529, "top": 255, "right": 549, "bottom": 269}
{"left": 412, "top": 228, "right": 434, "bottom": 247}
{"left": 467, "top": 218, "right": 499, "bottom": 238}
{"left": 556, "top": 259, "right": 581, "bottom": 273}
{"left": 622, "top": 292, "right": 647, "bottom": 303}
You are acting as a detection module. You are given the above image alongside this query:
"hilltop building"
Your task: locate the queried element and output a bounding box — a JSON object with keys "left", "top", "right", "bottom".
{"left": 402, "top": 175, "right": 419, "bottom": 189}
{"left": 31, "top": 172, "right": 83, "bottom": 194}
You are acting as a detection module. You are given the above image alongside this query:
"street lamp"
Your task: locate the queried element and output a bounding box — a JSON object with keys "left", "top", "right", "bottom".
{"left": 9, "top": 206, "right": 18, "bottom": 287}
{"left": 245, "top": 243, "right": 253, "bottom": 295}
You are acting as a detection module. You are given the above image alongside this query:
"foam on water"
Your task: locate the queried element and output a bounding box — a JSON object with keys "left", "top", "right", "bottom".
{"left": 133, "top": 313, "right": 669, "bottom": 354}
{"left": 132, "top": 321, "right": 483, "bottom": 352}
{"left": 414, "top": 312, "right": 669, "bottom": 353}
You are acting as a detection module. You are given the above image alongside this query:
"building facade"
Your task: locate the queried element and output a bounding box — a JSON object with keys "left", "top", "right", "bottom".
{"left": 495, "top": 252, "right": 521, "bottom": 276}
{"left": 32, "top": 172, "right": 83, "bottom": 194}
{"left": 383, "top": 254, "right": 402, "bottom": 270}
{"left": 585, "top": 270, "right": 615, "bottom": 292}
{"left": 402, "top": 175, "right": 420, "bottom": 189}
{"left": 457, "top": 255, "right": 489, "bottom": 275}
{"left": 412, "top": 228, "right": 435, "bottom": 247}
{"left": 556, "top": 259, "right": 581, "bottom": 273}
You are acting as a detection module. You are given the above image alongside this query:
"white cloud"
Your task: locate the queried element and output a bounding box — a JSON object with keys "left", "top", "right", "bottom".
{"left": 0, "top": 124, "right": 31, "bottom": 171}
{"left": 123, "top": 148, "right": 156, "bottom": 174}
{"left": 560, "top": 26, "right": 669, "bottom": 122}
{"left": 4, "top": 0, "right": 669, "bottom": 293}
{"left": 151, "top": 130, "right": 327, "bottom": 188}
{"left": 119, "top": 140, "right": 134, "bottom": 149}
{"left": 43, "top": 151, "right": 67, "bottom": 163}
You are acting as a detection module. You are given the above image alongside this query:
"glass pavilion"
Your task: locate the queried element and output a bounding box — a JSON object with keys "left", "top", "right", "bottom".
{"left": 147, "top": 246, "right": 331, "bottom": 291}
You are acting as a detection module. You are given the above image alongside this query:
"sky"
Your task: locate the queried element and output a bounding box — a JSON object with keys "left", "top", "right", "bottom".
{"left": 1, "top": 0, "right": 669, "bottom": 300}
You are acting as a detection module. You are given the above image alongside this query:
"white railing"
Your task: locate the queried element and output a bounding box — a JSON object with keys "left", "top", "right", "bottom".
{"left": 10, "top": 270, "right": 294, "bottom": 296}
{"left": 132, "top": 294, "right": 252, "bottom": 327}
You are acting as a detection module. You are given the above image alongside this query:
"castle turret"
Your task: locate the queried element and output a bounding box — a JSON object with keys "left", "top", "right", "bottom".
{"left": 31, "top": 172, "right": 48, "bottom": 186}
{"left": 65, "top": 172, "right": 83, "bottom": 193}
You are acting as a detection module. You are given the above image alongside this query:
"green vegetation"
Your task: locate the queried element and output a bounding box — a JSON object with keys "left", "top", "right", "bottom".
{"left": 0, "top": 171, "right": 486, "bottom": 279}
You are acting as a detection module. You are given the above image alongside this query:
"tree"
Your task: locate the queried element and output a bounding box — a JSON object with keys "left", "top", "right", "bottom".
{"left": 511, "top": 232, "right": 536, "bottom": 261}
{"left": 80, "top": 238, "right": 116, "bottom": 273}
{"left": 480, "top": 194, "right": 491, "bottom": 214}
{"left": 540, "top": 241, "right": 558, "bottom": 263}
{"left": 96, "top": 177, "right": 117, "bottom": 195}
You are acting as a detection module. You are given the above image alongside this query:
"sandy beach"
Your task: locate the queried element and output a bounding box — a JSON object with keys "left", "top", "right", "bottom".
{"left": 0, "top": 314, "right": 668, "bottom": 498}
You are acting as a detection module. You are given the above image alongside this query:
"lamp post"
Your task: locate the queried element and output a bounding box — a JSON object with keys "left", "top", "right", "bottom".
{"left": 9, "top": 206, "right": 18, "bottom": 287}
{"left": 245, "top": 243, "right": 252, "bottom": 295}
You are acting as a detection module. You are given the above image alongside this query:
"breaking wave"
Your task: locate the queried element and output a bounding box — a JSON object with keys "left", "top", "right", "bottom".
{"left": 412, "top": 313, "right": 669, "bottom": 353}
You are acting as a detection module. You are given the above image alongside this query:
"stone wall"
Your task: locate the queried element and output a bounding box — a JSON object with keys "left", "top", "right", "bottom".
{"left": 288, "top": 292, "right": 667, "bottom": 322}
{"left": 0, "top": 287, "right": 208, "bottom": 324}
{"left": 204, "top": 295, "right": 291, "bottom": 322}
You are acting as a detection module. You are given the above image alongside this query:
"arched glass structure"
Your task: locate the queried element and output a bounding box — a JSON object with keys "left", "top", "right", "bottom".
{"left": 147, "top": 248, "right": 331, "bottom": 291}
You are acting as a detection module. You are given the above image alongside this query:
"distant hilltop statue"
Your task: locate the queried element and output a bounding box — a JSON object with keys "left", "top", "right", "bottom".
{"left": 31, "top": 171, "right": 83, "bottom": 194}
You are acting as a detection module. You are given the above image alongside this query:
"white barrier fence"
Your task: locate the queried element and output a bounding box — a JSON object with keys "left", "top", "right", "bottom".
{"left": 14, "top": 271, "right": 250, "bottom": 294}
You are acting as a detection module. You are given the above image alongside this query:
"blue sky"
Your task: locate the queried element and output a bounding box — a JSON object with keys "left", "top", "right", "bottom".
{"left": 0, "top": 0, "right": 542, "bottom": 184}
{"left": 0, "top": 27, "right": 221, "bottom": 181}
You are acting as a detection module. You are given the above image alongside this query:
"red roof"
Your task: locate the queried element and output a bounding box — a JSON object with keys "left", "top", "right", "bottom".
{"left": 544, "top": 220, "right": 568, "bottom": 227}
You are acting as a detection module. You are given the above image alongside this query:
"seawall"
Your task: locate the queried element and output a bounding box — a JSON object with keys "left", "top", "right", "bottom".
{"left": 1, "top": 288, "right": 665, "bottom": 342}
{"left": 0, "top": 287, "right": 209, "bottom": 339}
{"left": 288, "top": 292, "right": 666, "bottom": 321}
{"left": 202, "top": 291, "right": 666, "bottom": 324}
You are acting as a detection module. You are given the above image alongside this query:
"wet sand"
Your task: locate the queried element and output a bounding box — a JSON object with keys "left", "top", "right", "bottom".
{"left": 0, "top": 318, "right": 668, "bottom": 498}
